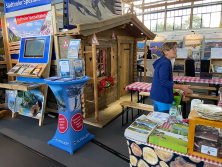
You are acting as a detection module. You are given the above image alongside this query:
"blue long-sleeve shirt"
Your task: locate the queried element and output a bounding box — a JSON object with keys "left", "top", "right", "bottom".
{"left": 150, "top": 56, "right": 174, "bottom": 103}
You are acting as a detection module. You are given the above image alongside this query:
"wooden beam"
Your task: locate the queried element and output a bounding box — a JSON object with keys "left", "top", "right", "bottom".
{"left": 92, "top": 45, "right": 99, "bottom": 122}
{"left": 1, "top": 15, "right": 13, "bottom": 81}
{"left": 164, "top": 5, "right": 167, "bottom": 31}
{"left": 142, "top": 0, "right": 202, "bottom": 10}
{"left": 56, "top": 14, "right": 63, "bottom": 18}
{"left": 0, "top": 3, "right": 3, "bottom": 7}
{"left": 190, "top": 2, "right": 194, "bottom": 29}
{"left": 144, "top": 38, "right": 147, "bottom": 82}
{"left": 52, "top": 5, "right": 60, "bottom": 72}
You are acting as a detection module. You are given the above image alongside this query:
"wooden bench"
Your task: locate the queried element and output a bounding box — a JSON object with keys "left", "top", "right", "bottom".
{"left": 120, "top": 101, "right": 153, "bottom": 126}
{"left": 185, "top": 93, "right": 218, "bottom": 101}
{"left": 189, "top": 85, "right": 216, "bottom": 91}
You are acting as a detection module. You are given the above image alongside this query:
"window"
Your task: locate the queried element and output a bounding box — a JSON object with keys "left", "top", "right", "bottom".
{"left": 144, "top": 12, "right": 165, "bottom": 32}
{"left": 192, "top": 5, "right": 221, "bottom": 28}
{"left": 96, "top": 49, "right": 107, "bottom": 78}
{"left": 166, "top": 8, "right": 191, "bottom": 31}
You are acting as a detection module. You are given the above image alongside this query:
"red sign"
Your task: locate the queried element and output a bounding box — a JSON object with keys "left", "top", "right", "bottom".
{"left": 15, "top": 11, "right": 48, "bottom": 25}
{"left": 71, "top": 113, "right": 83, "bottom": 132}
{"left": 63, "top": 39, "right": 69, "bottom": 48}
{"left": 92, "top": 34, "right": 99, "bottom": 45}
{"left": 112, "top": 31, "right": 116, "bottom": 39}
{"left": 58, "top": 114, "right": 68, "bottom": 134}
{"left": 0, "top": 19, "right": 2, "bottom": 29}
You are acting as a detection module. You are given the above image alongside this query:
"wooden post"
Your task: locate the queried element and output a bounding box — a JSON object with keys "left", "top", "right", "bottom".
{"left": 1, "top": 15, "right": 13, "bottom": 81}
{"left": 52, "top": 5, "right": 60, "bottom": 71}
{"left": 144, "top": 38, "right": 147, "bottom": 82}
{"left": 190, "top": 2, "right": 194, "bottom": 29}
{"left": 92, "top": 44, "right": 99, "bottom": 122}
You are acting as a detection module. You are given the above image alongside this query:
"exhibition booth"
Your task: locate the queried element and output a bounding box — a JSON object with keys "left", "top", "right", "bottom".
{"left": 1, "top": 0, "right": 222, "bottom": 167}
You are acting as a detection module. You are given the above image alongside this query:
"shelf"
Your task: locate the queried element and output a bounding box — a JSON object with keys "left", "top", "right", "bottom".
{"left": 173, "top": 70, "right": 184, "bottom": 72}
{"left": 210, "top": 58, "right": 222, "bottom": 59}
{"left": 0, "top": 81, "right": 46, "bottom": 91}
{"left": 7, "top": 63, "right": 48, "bottom": 78}
{"left": 0, "top": 61, "right": 6, "bottom": 64}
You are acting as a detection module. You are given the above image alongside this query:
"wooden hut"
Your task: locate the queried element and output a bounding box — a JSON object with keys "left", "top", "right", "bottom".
{"left": 54, "top": 13, "right": 156, "bottom": 127}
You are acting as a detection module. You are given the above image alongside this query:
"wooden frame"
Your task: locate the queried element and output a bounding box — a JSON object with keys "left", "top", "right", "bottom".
{"left": 188, "top": 109, "right": 222, "bottom": 162}
{"left": 96, "top": 48, "right": 108, "bottom": 78}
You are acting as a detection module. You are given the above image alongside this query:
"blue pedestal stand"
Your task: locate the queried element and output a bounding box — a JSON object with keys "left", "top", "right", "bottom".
{"left": 45, "top": 76, "right": 94, "bottom": 155}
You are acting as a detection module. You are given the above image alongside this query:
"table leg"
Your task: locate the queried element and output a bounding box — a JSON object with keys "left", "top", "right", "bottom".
{"left": 131, "top": 90, "right": 133, "bottom": 121}
{"left": 137, "top": 91, "right": 140, "bottom": 115}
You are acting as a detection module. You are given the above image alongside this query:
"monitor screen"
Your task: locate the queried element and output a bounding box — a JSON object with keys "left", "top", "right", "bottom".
{"left": 24, "top": 39, "right": 45, "bottom": 58}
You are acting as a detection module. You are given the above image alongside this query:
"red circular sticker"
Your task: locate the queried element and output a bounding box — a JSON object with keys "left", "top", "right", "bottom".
{"left": 58, "top": 114, "right": 68, "bottom": 134}
{"left": 71, "top": 113, "right": 83, "bottom": 132}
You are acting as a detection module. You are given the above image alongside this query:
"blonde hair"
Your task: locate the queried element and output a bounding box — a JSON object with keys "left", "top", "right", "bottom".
{"left": 160, "top": 42, "right": 178, "bottom": 56}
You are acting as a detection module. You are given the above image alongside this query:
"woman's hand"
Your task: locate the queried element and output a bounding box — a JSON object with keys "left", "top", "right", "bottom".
{"left": 173, "top": 84, "right": 193, "bottom": 94}
{"left": 180, "top": 85, "right": 193, "bottom": 94}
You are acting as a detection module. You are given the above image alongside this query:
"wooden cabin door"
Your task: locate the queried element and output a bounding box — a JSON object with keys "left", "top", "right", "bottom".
{"left": 119, "top": 43, "right": 130, "bottom": 97}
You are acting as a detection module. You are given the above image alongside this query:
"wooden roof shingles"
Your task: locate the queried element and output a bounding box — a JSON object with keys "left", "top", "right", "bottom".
{"left": 55, "top": 14, "right": 156, "bottom": 40}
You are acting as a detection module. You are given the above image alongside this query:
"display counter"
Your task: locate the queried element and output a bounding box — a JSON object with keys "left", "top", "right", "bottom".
{"left": 126, "top": 137, "right": 221, "bottom": 167}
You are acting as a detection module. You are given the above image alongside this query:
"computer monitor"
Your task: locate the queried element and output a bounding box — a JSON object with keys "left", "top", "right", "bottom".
{"left": 24, "top": 39, "right": 45, "bottom": 58}
{"left": 19, "top": 35, "right": 52, "bottom": 64}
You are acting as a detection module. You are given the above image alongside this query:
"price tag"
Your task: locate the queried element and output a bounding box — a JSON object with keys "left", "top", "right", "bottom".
{"left": 200, "top": 145, "right": 218, "bottom": 157}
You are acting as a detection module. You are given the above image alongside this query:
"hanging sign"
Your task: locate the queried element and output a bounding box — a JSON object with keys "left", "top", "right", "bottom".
{"left": 15, "top": 11, "right": 48, "bottom": 25}
{"left": 0, "top": 19, "right": 1, "bottom": 28}
{"left": 205, "top": 33, "right": 222, "bottom": 39}
{"left": 92, "top": 34, "right": 99, "bottom": 45}
{"left": 4, "top": 0, "right": 51, "bottom": 13}
{"left": 167, "top": 35, "right": 183, "bottom": 41}
{"left": 112, "top": 31, "right": 116, "bottom": 39}
{"left": 63, "top": 39, "right": 69, "bottom": 48}
{"left": 68, "top": 39, "right": 81, "bottom": 58}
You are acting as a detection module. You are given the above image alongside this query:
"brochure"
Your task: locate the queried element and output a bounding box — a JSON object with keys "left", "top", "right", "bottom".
{"left": 32, "top": 67, "right": 42, "bottom": 75}
{"left": 22, "top": 64, "right": 38, "bottom": 74}
{"left": 73, "top": 59, "right": 84, "bottom": 78}
{"left": 17, "top": 64, "right": 30, "bottom": 74}
{"left": 45, "top": 76, "right": 61, "bottom": 81}
{"left": 68, "top": 39, "right": 81, "bottom": 58}
{"left": 8, "top": 64, "right": 23, "bottom": 73}
{"left": 59, "top": 60, "right": 71, "bottom": 78}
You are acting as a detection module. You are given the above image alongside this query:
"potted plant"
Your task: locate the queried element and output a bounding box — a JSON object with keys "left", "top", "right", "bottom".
{"left": 97, "top": 76, "right": 115, "bottom": 97}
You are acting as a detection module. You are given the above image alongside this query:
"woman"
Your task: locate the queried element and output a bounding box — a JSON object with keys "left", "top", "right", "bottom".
{"left": 150, "top": 42, "right": 193, "bottom": 113}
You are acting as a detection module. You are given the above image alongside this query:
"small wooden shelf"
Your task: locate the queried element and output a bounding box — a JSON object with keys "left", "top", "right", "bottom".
{"left": 188, "top": 109, "right": 222, "bottom": 162}
{"left": 0, "top": 82, "right": 46, "bottom": 91}
{"left": 7, "top": 63, "right": 48, "bottom": 78}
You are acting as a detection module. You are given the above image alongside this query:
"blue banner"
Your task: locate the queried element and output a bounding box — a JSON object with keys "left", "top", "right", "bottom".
{"left": 4, "top": 0, "right": 51, "bottom": 13}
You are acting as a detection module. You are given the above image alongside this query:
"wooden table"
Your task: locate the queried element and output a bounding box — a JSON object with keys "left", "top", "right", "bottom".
{"left": 124, "top": 82, "right": 185, "bottom": 119}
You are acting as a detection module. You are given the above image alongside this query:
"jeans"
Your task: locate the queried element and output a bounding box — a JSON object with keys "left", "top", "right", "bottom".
{"left": 152, "top": 100, "right": 171, "bottom": 113}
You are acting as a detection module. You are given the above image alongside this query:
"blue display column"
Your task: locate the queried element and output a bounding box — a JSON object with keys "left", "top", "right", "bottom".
{"left": 45, "top": 76, "right": 94, "bottom": 155}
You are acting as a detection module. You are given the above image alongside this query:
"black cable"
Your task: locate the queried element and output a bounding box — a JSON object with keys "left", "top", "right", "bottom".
{"left": 90, "top": 139, "right": 130, "bottom": 163}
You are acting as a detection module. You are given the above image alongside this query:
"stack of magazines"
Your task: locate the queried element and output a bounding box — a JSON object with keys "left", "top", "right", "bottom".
{"left": 124, "top": 115, "right": 158, "bottom": 143}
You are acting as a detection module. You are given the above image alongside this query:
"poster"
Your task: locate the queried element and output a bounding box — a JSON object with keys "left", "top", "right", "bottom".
{"left": 16, "top": 88, "right": 44, "bottom": 119}
{"left": 68, "top": 39, "right": 81, "bottom": 58}
{"left": 6, "top": 11, "right": 53, "bottom": 59}
{"left": 66, "top": 0, "right": 122, "bottom": 28}
{"left": 150, "top": 36, "right": 165, "bottom": 58}
{"left": 205, "top": 33, "right": 222, "bottom": 59}
{"left": 185, "top": 34, "right": 203, "bottom": 72}
{"left": 177, "top": 48, "right": 188, "bottom": 58}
